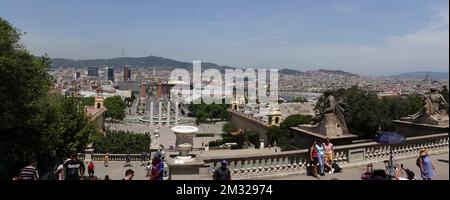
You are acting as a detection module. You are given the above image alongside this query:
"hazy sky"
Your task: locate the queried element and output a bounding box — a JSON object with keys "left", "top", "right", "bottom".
{"left": 1, "top": 0, "right": 448, "bottom": 75}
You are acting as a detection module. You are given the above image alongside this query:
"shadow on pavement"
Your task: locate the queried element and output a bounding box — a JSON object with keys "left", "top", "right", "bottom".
{"left": 437, "top": 159, "right": 449, "bottom": 163}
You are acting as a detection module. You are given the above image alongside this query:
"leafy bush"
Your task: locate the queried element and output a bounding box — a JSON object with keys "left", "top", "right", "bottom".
{"left": 208, "top": 139, "right": 224, "bottom": 147}
{"left": 245, "top": 130, "right": 260, "bottom": 148}
{"left": 222, "top": 122, "right": 237, "bottom": 133}
{"left": 280, "top": 114, "right": 313, "bottom": 128}
{"left": 195, "top": 133, "right": 215, "bottom": 137}
{"left": 92, "top": 130, "right": 151, "bottom": 153}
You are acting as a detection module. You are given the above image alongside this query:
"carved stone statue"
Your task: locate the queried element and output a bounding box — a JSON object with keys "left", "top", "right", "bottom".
{"left": 410, "top": 87, "right": 448, "bottom": 125}
{"left": 320, "top": 95, "right": 349, "bottom": 134}
{"left": 304, "top": 95, "right": 350, "bottom": 137}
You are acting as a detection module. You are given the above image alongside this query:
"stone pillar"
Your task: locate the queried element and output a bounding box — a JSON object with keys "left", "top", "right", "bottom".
{"left": 175, "top": 101, "right": 179, "bottom": 125}
{"left": 150, "top": 101, "right": 154, "bottom": 125}
{"left": 158, "top": 101, "right": 162, "bottom": 126}
{"left": 167, "top": 101, "right": 171, "bottom": 126}
{"left": 84, "top": 145, "right": 94, "bottom": 164}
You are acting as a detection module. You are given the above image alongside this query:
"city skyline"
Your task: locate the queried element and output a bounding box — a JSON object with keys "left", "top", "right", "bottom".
{"left": 0, "top": 0, "right": 448, "bottom": 76}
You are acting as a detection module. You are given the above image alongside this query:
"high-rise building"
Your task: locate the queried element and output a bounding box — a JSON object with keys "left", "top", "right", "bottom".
{"left": 73, "top": 72, "right": 81, "bottom": 80}
{"left": 106, "top": 67, "right": 114, "bottom": 82}
{"left": 124, "top": 65, "right": 131, "bottom": 81}
{"left": 140, "top": 82, "right": 147, "bottom": 97}
{"left": 87, "top": 67, "right": 99, "bottom": 77}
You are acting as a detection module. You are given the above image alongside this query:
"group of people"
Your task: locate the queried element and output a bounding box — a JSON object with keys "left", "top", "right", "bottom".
{"left": 309, "top": 138, "right": 337, "bottom": 178}
{"left": 372, "top": 147, "right": 436, "bottom": 180}
{"left": 13, "top": 151, "right": 166, "bottom": 180}
{"left": 12, "top": 143, "right": 438, "bottom": 181}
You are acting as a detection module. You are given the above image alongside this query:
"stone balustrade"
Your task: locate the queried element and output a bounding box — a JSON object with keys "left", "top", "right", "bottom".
{"left": 91, "top": 154, "right": 145, "bottom": 162}
{"left": 79, "top": 133, "right": 448, "bottom": 179}
{"left": 202, "top": 133, "right": 449, "bottom": 179}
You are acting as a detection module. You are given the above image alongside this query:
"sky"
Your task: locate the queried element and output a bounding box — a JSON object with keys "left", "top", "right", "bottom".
{"left": 0, "top": 0, "right": 448, "bottom": 76}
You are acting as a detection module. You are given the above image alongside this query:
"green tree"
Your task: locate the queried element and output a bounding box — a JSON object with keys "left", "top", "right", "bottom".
{"left": 293, "top": 96, "right": 307, "bottom": 103}
{"left": 0, "top": 18, "right": 97, "bottom": 179}
{"left": 441, "top": 85, "right": 449, "bottom": 103}
{"left": 267, "top": 126, "right": 290, "bottom": 151}
{"left": 188, "top": 102, "right": 229, "bottom": 123}
{"left": 0, "top": 18, "right": 54, "bottom": 178}
{"left": 45, "top": 96, "right": 97, "bottom": 157}
{"left": 244, "top": 130, "right": 260, "bottom": 148}
{"left": 222, "top": 122, "right": 237, "bottom": 134}
{"left": 314, "top": 86, "right": 426, "bottom": 139}
{"left": 80, "top": 97, "right": 95, "bottom": 107}
{"left": 104, "top": 96, "right": 126, "bottom": 121}
{"left": 280, "top": 114, "right": 313, "bottom": 128}
{"left": 91, "top": 130, "right": 151, "bottom": 153}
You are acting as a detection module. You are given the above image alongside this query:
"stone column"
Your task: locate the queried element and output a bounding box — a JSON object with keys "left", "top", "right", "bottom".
{"left": 158, "top": 101, "right": 162, "bottom": 126}
{"left": 150, "top": 101, "right": 154, "bottom": 125}
{"left": 84, "top": 145, "right": 94, "bottom": 164}
{"left": 166, "top": 101, "right": 171, "bottom": 126}
{"left": 175, "top": 101, "right": 179, "bottom": 125}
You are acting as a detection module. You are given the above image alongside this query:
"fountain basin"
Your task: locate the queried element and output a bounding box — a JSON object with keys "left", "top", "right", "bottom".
{"left": 171, "top": 126, "right": 199, "bottom": 146}
{"left": 177, "top": 143, "right": 192, "bottom": 156}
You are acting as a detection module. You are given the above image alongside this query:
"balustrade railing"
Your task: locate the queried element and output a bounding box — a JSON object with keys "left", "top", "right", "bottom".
{"left": 202, "top": 133, "right": 449, "bottom": 179}
{"left": 78, "top": 133, "right": 448, "bottom": 179}
{"left": 91, "top": 154, "right": 144, "bottom": 162}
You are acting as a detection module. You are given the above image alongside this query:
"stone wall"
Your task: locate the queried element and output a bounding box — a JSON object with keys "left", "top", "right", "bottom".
{"left": 230, "top": 111, "right": 270, "bottom": 143}
{"left": 392, "top": 120, "right": 449, "bottom": 137}
{"left": 290, "top": 128, "right": 355, "bottom": 149}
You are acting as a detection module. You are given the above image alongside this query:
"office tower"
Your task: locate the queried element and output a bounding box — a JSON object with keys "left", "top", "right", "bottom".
{"left": 87, "top": 67, "right": 99, "bottom": 77}
{"left": 124, "top": 65, "right": 131, "bottom": 81}
{"left": 106, "top": 67, "right": 114, "bottom": 82}
{"left": 73, "top": 72, "right": 80, "bottom": 80}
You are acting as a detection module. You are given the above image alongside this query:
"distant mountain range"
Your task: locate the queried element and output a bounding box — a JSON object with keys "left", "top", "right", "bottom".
{"left": 49, "top": 56, "right": 448, "bottom": 79}
{"left": 279, "top": 68, "right": 304, "bottom": 75}
{"left": 50, "top": 56, "right": 360, "bottom": 77}
{"left": 317, "top": 69, "right": 358, "bottom": 77}
{"left": 387, "top": 71, "right": 449, "bottom": 80}
{"left": 51, "top": 56, "right": 234, "bottom": 72}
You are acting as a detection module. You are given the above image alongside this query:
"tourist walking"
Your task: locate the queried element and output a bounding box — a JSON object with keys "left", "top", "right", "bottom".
{"left": 323, "top": 138, "right": 334, "bottom": 174}
{"left": 417, "top": 148, "right": 435, "bottom": 180}
{"left": 315, "top": 141, "right": 326, "bottom": 176}
{"left": 103, "top": 153, "right": 109, "bottom": 167}
{"left": 122, "top": 169, "right": 134, "bottom": 180}
{"left": 309, "top": 141, "right": 319, "bottom": 178}
{"left": 19, "top": 159, "right": 39, "bottom": 180}
{"left": 213, "top": 160, "right": 231, "bottom": 180}
{"left": 140, "top": 152, "right": 146, "bottom": 167}
{"left": 88, "top": 161, "right": 95, "bottom": 177}
{"left": 149, "top": 152, "right": 164, "bottom": 180}
{"left": 124, "top": 153, "right": 132, "bottom": 167}
{"left": 62, "top": 153, "right": 85, "bottom": 180}
{"left": 145, "top": 162, "right": 152, "bottom": 178}
{"left": 54, "top": 164, "right": 64, "bottom": 180}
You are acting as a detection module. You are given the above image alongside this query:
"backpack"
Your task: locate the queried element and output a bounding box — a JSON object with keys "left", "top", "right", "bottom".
{"left": 332, "top": 163, "right": 342, "bottom": 173}
{"left": 404, "top": 169, "right": 415, "bottom": 180}
{"left": 416, "top": 157, "right": 422, "bottom": 168}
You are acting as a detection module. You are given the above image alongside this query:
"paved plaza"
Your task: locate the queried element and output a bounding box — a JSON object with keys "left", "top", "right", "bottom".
{"left": 106, "top": 121, "right": 226, "bottom": 148}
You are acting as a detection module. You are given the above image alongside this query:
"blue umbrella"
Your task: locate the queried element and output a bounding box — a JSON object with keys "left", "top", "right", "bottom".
{"left": 374, "top": 132, "right": 405, "bottom": 145}
{"left": 375, "top": 132, "right": 406, "bottom": 179}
